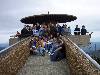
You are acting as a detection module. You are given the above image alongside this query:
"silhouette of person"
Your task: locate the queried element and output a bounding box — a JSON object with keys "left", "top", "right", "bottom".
{"left": 81, "top": 25, "right": 88, "bottom": 35}
{"left": 74, "top": 25, "right": 80, "bottom": 35}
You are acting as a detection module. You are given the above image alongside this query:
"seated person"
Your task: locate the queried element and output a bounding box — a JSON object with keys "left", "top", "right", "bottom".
{"left": 21, "top": 26, "right": 29, "bottom": 37}
{"left": 49, "top": 38, "right": 61, "bottom": 55}
{"left": 49, "top": 38, "right": 64, "bottom": 61}
{"left": 29, "top": 37, "right": 38, "bottom": 54}
{"left": 44, "top": 39, "right": 52, "bottom": 52}
{"left": 39, "top": 25, "right": 44, "bottom": 36}
{"left": 29, "top": 39, "right": 34, "bottom": 54}
{"left": 81, "top": 25, "right": 88, "bottom": 35}
{"left": 74, "top": 25, "right": 80, "bottom": 35}
{"left": 67, "top": 27, "right": 71, "bottom": 35}
{"left": 46, "top": 41, "right": 52, "bottom": 50}
{"left": 32, "top": 26, "right": 39, "bottom": 36}
{"left": 15, "top": 31, "right": 21, "bottom": 38}
{"left": 37, "top": 44, "right": 45, "bottom": 56}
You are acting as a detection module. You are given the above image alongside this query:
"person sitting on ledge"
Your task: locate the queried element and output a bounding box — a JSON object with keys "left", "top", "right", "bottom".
{"left": 10, "top": 31, "right": 21, "bottom": 38}
{"left": 74, "top": 25, "right": 80, "bottom": 35}
{"left": 81, "top": 25, "right": 88, "bottom": 35}
{"left": 21, "top": 25, "right": 29, "bottom": 38}
{"left": 15, "top": 31, "right": 21, "bottom": 39}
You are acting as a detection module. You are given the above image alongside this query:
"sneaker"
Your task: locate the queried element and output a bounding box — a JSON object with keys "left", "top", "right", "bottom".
{"left": 46, "top": 50, "right": 48, "bottom": 53}
{"left": 48, "top": 52, "right": 51, "bottom": 55}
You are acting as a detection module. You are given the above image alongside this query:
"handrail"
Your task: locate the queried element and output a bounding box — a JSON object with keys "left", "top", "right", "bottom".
{"left": 66, "top": 37, "right": 100, "bottom": 70}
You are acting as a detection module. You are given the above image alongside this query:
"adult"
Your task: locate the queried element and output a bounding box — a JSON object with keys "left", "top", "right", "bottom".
{"left": 67, "top": 27, "right": 71, "bottom": 35}
{"left": 29, "top": 39, "right": 34, "bottom": 54}
{"left": 81, "top": 25, "right": 88, "bottom": 35}
{"left": 32, "top": 25, "right": 39, "bottom": 36}
{"left": 74, "top": 25, "right": 80, "bottom": 35}
{"left": 14, "top": 31, "right": 21, "bottom": 40}
{"left": 39, "top": 25, "right": 44, "bottom": 36}
{"left": 36, "top": 23, "right": 40, "bottom": 31}
{"left": 56, "top": 24, "right": 62, "bottom": 36}
{"left": 50, "top": 24, "right": 57, "bottom": 38}
{"left": 21, "top": 25, "right": 29, "bottom": 37}
{"left": 28, "top": 27, "right": 33, "bottom": 36}
{"left": 43, "top": 25, "right": 49, "bottom": 38}
{"left": 62, "top": 24, "right": 68, "bottom": 36}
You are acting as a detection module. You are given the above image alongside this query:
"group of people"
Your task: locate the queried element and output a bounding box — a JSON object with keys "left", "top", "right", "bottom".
{"left": 15, "top": 23, "right": 88, "bottom": 39}
{"left": 15, "top": 23, "right": 72, "bottom": 39}
{"left": 28, "top": 27, "right": 66, "bottom": 61}
{"left": 29, "top": 36, "right": 62, "bottom": 57}
{"left": 25, "top": 23, "right": 66, "bottom": 61}
{"left": 14, "top": 23, "right": 88, "bottom": 60}
{"left": 74, "top": 25, "right": 88, "bottom": 35}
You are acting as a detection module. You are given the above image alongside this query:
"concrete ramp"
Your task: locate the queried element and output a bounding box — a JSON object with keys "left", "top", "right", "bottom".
{"left": 17, "top": 54, "right": 70, "bottom": 75}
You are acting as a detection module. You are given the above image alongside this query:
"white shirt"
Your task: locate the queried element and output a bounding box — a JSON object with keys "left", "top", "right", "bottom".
{"left": 32, "top": 29, "right": 39, "bottom": 36}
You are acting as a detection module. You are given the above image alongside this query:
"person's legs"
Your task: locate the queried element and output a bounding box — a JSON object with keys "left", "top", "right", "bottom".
{"left": 30, "top": 48, "right": 33, "bottom": 55}
{"left": 37, "top": 47, "right": 45, "bottom": 56}
{"left": 44, "top": 44, "right": 48, "bottom": 52}
{"left": 47, "top": 44, "right": 52, "bottom": 52}
{"left": 40, "top": 47, "right": 45, "bottom": 56}
{"left": 37, "top": 48, "right": 41, "bottom": 55}
{"left": 49, "top": 46, "right": 56, "bottom": 54}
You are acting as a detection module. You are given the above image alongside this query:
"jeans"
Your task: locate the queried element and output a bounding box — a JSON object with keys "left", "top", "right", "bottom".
{"left": 44, "top": 43, "right": 52, "bottom": 52}
{"left": 37, "top": 47, "right": 45, "bottom": 56}
{"left": 49, "top": 44, "right": 59, "bottom": 54}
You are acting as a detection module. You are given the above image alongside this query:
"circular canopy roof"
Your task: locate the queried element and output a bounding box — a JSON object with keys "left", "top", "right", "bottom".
{"left": 20, "top": 14, "right": 77, "bottom": 24}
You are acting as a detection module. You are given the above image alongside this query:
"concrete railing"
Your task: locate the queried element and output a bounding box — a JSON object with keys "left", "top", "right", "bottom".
{"left": 67, "top": 35, "right": 90, "bottom": 46}
{"left": 9, "top": 37, "right": 20, "bottom": 46}
{"left": 62, "top": 36, "right": 100, "bottom": 75}
{"left": 0, "top": 37, "right": 31, "bottom": 75}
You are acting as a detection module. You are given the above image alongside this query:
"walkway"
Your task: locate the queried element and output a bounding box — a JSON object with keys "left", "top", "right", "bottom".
{"left": 17, "top": 54, "right": 70, "bottom": 75}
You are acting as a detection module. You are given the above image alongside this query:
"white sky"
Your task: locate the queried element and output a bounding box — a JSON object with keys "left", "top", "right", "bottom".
{"left": 0, "top": 0, "right": 100, "bottom": 43}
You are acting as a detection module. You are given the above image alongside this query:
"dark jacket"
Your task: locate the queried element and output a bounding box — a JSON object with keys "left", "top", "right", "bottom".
{"left": 21, "top": 28, "right": 29, "bottom": 37}
{"left": 74, "top": 28, "right": 80, "bottom": 31}
{"left": 74, "top": 28, "right": 80, "bottom": 35}
{"left": 81, "top": 28, "right": 87, "bottom": 35}
{"left": 50, "top": 26, "right": 57, "bottom": 37}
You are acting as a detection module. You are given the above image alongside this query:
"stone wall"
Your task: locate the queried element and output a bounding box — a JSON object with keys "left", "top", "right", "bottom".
{"left": 68, "top": 35, "right": 90, "bottom": 46}
{"left": 9, "top": 37, "right": 19, "bottom": 46}
{"left": 0, "top": 37, "right": 31, "bottom": 75}
{"left": 62, "top": 36, "right": 100, "bottom": 75}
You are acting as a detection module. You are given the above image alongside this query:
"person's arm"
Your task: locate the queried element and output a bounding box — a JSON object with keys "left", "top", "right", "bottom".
{"left": 86, "top": 30, "right": 89, "bottom": 33}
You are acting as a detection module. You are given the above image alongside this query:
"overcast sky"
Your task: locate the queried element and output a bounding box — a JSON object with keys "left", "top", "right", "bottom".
{"left": 0, "top": 0, "right": 100, "bottom": 43}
